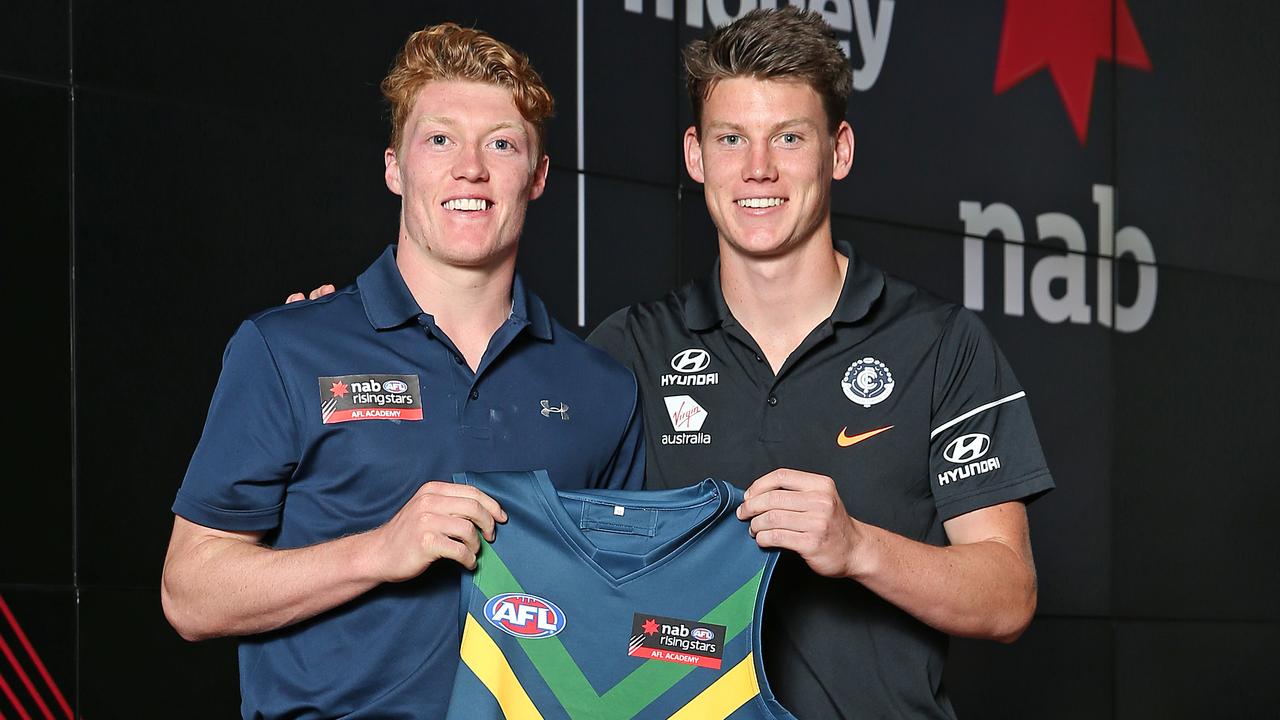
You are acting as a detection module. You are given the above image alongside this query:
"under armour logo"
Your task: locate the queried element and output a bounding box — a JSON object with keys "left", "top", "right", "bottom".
{"left": 540, "top": 400, "right": 569, "bottom": 420}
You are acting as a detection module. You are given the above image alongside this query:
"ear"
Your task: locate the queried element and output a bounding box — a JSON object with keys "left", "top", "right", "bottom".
{"left": 384, "top": 147, "right": 403, "bottom": 196}
{"left": 528, "top": 154, "right": 550, "bottom": 201}
{"left": 683, "top": 126, "right": 705, "bottom": 184}
{"left": 831, "top": 120, "right": 855, "bottom": 181}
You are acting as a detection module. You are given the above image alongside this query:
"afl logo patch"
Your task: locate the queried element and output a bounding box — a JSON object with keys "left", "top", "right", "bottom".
{"left": 671, "top": 348, "right": 711, "bottom": 373}
{"left": 383, "top": 380, "right": 408, "bottom": 394}
{"left": 484, "top": 593, "right": 565, "bottom": 639}
{"left": 842, "top": 357, "right": 895, "bottom": 408}
{"left": 944, "top": 433, "right": 991, "bottom": 464}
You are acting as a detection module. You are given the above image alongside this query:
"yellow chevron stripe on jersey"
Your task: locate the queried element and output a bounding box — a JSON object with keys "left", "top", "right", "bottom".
{"left": 461, "top": 613, "right": 544, "bottom": 720}
{"left": 669, "top": 652, "right": 759, "bottom": 720}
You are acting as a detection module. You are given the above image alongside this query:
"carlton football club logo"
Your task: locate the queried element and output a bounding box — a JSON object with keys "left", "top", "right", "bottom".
{"left": 483, "top": 593, "right": 566, "bottom": 639}
{"left": 842, "top": 357, "right": 895, "bottom": 408}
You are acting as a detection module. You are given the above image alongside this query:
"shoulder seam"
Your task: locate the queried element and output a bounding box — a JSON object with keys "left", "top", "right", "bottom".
{"left": 245, "top": 319, "right": 303, "bottom": 458}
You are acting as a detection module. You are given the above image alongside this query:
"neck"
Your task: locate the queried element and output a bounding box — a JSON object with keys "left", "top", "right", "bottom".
{"left": 719, "top": 234, "right": 847, "bottom": 373}
{"left": 395, "top": 242, "right": 515, "bottom": 370}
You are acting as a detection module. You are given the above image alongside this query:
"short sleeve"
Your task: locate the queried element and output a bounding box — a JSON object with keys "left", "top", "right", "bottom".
{"left": 929, "top": 309, "right": 1053, "bottom": 521}
{"left": 586, "top": 307, "right": 635, "bottom": 369}
{"left": 587, "top": 309, "right": 646, "bottom": 491}
{"left": 594, "top": 374, "right": 646, "bottom": 491}
{"left": 172, "top": 320, "right": 299, "bottom": 531}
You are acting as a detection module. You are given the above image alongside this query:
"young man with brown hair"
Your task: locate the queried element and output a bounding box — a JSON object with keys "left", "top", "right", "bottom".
{"left": 589, "top": 7, "right": 1054, "bottom": 718}
{"left": 162, "top": 24, "right": 643, "bottom": 718}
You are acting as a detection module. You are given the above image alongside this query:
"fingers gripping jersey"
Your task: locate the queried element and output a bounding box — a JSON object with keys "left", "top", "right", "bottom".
{"left": 447, "top": 470, "right": 794, "bottom": 720}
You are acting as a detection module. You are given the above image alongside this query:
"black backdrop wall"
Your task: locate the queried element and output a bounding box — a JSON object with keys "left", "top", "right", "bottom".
{"left": 3, "top": 1, "right": 1277, "bottom": 717}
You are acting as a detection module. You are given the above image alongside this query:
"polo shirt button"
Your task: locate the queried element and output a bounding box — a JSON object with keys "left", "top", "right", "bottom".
{"left": 767, "top": 394, "right": 778, "bottom": 407}
{"left": 470, "top": 389, "right": 480, "bottom": 400}
{"left": 454, "top": 354, "right": 464, "bottom": 364}
{"left": 755, "top": 354, "right": 764, "bottom": 362}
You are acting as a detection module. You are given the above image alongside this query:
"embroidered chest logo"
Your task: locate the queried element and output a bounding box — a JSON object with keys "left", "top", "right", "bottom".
{"left": 662, "top": 347, "right": 719, "bottom": 387}
{"left": 318, "top": 374, "right": 423, "bottom": 424}
{"left": 660, "top": 395, "right": 712, "bottom": 446}
{"left": 841, "top": 357, "right": 895, "bottom": 408}
{"left": 484, "top": 593, "right": 566, "bottom": 639}
{"left": 540, "top": 400, "right": 570, "bottom": 420}
{"left": 629, "top": 613, "right": 726, "bottom": 669}
{"left": 837, "top": 425, "right": 894, "bottom": 448}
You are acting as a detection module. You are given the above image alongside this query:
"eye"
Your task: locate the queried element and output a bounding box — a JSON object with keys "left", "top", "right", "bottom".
{"left": 428, "top": 134, "right": 449, "bottom": 146}
{"left": 779, "top": 133, "right": 800, "bottom": 145}
{"left": 490, "top": 138, "right": 515, "bottom": 151}
{"left": 720, "top": 134, "right": 743, "bottom": 147}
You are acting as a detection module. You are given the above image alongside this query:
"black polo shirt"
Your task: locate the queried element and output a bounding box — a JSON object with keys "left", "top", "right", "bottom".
{"left": 588, "top": 242, "right": 1053, "bottom": 719}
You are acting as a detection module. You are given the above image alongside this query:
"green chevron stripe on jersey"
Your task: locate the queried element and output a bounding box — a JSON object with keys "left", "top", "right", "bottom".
{"left": 447, "top": 470, "right": 794, "bottom": 720}
{"left": 468, "top": 538, "right": 763, "bottom": 717}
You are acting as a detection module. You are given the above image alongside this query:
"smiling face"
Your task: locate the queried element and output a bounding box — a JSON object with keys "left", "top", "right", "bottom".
{"left": 684, "top": 77, "right": 853, "bottom": 260}
{"left": 385, "top": 80, "right": 549, "bottom": 271}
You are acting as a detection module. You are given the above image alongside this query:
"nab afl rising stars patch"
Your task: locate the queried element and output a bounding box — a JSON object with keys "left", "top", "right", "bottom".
{"left": 628, "top": 613, "right": 727, "bottom": 669}
{"left": 318, "top": 374, "right": 423, "bottom": 424}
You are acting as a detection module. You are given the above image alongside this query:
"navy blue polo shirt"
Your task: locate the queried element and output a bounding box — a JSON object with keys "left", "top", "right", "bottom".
{"left": 173, "top": 246, "right": 644, "bottom": 719}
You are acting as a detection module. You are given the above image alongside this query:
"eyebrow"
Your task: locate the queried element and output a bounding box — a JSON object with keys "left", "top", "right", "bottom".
{"left": 416, "top": 115, "right": 529, "bottom": 137}
{"left": 706, "top": 118, "right": 819, "bottom": 134}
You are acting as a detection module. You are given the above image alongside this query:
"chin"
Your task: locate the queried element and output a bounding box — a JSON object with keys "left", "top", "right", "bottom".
{"left": 440, "top": 241, "right": 518, "bottom": 269}
{"left": 722, "top": 233, "right": 794, "bottom": 259}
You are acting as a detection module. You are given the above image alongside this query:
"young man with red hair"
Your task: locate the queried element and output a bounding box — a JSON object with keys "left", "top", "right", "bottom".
{"left": 162, "top": 24, "right": 643, "bottom": 718}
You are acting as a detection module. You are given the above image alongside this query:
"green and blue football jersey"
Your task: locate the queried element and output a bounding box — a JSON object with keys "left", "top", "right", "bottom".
{"left": 447, "top": 470, "right": 794, "bottom": 719}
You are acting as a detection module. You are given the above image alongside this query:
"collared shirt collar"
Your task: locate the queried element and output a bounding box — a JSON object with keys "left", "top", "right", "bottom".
{"left": 357, "top": 245, "right": 553, "bottom": 340}
{"left": 683, "top": 240, "right": 885, "bottom": 331}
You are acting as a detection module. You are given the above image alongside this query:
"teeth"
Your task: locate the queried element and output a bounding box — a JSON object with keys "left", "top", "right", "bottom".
{"left": 443, "top": 198, "right": 491, "bottom": 211}
{"left": 737, "top": 197, "right": 785, "bottom": 208}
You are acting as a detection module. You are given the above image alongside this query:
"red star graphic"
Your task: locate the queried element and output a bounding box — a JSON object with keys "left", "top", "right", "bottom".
{"left": 994, "top": 0, "right": 1152, "bottom": 144}
{"left": 330, "top": 381, "right": 349, "bottom": 398}
{"left": 642, "top": 618, "right": 659, "bottom": 636}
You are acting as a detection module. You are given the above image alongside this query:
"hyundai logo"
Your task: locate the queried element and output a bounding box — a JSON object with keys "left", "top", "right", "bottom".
{"left": 943, "top": 433, "right": 991, "bottom": 464}
{"left": 670, "top": 348, "right": 710, "bottom": 373}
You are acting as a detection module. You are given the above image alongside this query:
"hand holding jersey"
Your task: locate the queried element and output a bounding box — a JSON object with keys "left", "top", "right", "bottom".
{"left": 737, "top": 469, "right": 863, "bottom": 579}
{"left": 366, "top": 481, "right": 507, "bottom": 578}
{"left": 738, "top": 467, "right": 1038, "bottom": 642}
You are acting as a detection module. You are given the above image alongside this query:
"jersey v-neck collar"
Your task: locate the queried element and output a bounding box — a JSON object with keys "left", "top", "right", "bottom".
{"left": 527, "top": 470, "right": 735, "bottom": 587}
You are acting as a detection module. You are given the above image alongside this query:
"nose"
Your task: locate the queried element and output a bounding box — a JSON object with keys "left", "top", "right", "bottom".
{"left": 744, "top": 144, "right": 777, "bottom": 182}
{"left": 452, "top": 142, "right": 489, "bottom": 182}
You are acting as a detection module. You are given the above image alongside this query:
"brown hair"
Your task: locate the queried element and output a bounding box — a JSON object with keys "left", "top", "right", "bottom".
{"left": 381, "top": 23, "right": 554, "bottom": 154}
{"left": 683, "top": 6, "right": 852, "bottom": 133}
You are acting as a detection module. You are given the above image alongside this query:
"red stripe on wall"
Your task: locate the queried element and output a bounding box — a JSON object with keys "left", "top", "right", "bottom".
{"left": 0, "top": 634, "right": 52, "bottom": 720}
{"left": 0, "top": 596, "right": 72, "bottom": 719}
{"left": 0, "top": 669, "right": 33, "bottom": 720}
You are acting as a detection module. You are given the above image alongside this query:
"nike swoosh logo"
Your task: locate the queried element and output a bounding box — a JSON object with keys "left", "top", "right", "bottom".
{"left": 837, "top": 425, "right": 894, "bottom": 448}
